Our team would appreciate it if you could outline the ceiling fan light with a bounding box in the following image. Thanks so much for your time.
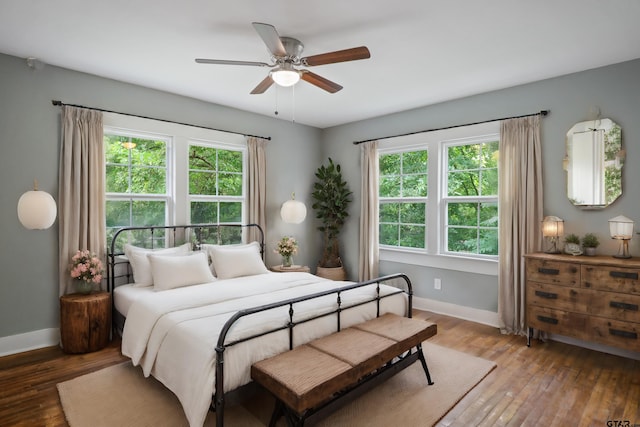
[271,68,300,87]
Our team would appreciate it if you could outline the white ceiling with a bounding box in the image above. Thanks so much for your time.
[2,0,640,128]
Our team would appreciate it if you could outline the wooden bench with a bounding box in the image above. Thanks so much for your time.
[251,313,437,427]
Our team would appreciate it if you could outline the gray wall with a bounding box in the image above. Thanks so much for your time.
[322,58,640,313]
[0,52,322,338]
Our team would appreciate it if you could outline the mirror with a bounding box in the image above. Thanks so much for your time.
[565,118,623,209]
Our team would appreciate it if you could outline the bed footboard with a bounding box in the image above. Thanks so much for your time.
[213,273,413,427]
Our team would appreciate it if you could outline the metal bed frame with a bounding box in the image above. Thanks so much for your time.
[107,223,413,427]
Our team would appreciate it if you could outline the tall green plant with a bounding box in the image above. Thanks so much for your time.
[311,158,352,268]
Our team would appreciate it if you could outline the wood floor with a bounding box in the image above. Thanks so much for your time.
[1,311,638,427]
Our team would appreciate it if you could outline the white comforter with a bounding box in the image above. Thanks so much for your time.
[121,271,408,427]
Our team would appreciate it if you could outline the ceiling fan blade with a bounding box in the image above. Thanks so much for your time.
[302,46,370,66]
[195,58,271,67]
[300,70,343,93]
[250,75,275,94]
[252,22,287,57]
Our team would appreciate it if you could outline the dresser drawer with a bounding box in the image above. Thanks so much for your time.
[526,258,579,286]
[588,291,640,323]
[588,316,640,352]
[527,305,588,339]
[526,281,590,313]
[582,265,640,295]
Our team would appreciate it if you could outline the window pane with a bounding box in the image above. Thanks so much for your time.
[479,202,498,225]
[132,201,165,227]
[218,150,243,173]
[402,151,428,174]
[220,202,242,222]
[400,203,425,224]
[130,139,166,166]
[479,229,498,255]
[191,201,218,224]
[380,203,399,223]
[106,201,131,228]
[189,146,216,170]
[131,166,165,194]
[379,153,400,175]
[481,168,498,196]
[402,175,427,197]
[380,223,399,246]
[190,171,216,195]
[448,227,477,253]
[106,165,129,193]
[448,171,480,196]
[379,175,400,197]
[448,144,479,170]
[448,202,478,226]
[399,225,425,248]
[481,141,499,168]
[218,172,242,196]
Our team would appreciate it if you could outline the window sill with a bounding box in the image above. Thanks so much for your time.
[380,248,498,276]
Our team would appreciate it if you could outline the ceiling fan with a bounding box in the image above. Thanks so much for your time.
[195,22,370,94]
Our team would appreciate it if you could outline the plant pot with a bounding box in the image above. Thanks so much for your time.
[316,265,347,281]
[584,247,597,256]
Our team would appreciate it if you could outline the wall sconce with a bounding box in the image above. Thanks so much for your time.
[609,215,634,259]
[17,180,57,230]
[542,216,564,254]
[280,193,306,224]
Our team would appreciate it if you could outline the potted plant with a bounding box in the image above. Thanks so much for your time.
[581,233,600,256]
[564,233,582,255]
[311,158,352,280]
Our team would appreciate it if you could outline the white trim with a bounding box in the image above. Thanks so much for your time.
[381,248,498,276]
[0,328,60,357]
[413,296,500,327]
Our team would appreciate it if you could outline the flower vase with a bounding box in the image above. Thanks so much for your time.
[282,254,293,268]
[75,280,93,294]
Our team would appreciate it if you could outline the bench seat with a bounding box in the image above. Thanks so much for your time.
[251,313,437,426]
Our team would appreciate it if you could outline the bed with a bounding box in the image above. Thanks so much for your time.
[108,224,413,427]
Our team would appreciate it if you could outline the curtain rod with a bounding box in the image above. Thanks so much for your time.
[51,100,271,141]
[353,110,549,145]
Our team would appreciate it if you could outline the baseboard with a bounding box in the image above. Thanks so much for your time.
[413,296,500,328]
[0,328,60,357]
[546,333,640,361]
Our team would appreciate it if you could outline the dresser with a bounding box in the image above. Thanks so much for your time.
[524,253,640,352]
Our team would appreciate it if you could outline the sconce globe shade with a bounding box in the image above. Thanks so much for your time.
[541,216,564,237]
[17,190,57,229]
[271,67,300,87]
[609,215,634,240]
[281,199,307,224]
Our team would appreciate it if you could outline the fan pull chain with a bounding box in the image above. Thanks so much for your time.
[274,85,279,116]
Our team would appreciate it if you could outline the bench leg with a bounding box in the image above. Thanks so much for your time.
[416,343,434,385]
[269,399,284,427]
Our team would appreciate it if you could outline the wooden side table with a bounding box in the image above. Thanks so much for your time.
[270,265,311,273]
[60,292,111,354]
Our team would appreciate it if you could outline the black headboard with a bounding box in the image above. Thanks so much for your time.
[107,223,264,293]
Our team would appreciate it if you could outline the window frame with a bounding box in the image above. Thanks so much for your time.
[377,121,500,275]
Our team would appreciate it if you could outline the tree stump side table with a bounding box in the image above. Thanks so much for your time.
[60,291,111,354]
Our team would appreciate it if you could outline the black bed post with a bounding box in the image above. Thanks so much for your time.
[215,345,226,426]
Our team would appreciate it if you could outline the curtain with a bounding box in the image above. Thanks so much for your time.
[358,140,379,281]
[246,136,268,244]
[498,116,543,334]
[58,106,105,296]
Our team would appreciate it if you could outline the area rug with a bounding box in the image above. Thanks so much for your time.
[57,342,496,427]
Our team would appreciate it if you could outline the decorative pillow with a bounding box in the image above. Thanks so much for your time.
[208,242,268,280]
[123,243,191,287]
[147,252,216,291]
[201,242,264,277]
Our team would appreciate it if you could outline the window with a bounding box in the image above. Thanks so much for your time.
[377,121,500,266]
[103,114,247,248]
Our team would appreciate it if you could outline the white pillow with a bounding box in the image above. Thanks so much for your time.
[208,242,268,280]
[148,252,216,291]
[201,242,264,277]
[124,243,191,286]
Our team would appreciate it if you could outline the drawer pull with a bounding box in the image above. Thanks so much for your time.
[535,290,558,299]
[609,329,638,340]
[538,268,559,275]
[609,301,639,311]
[609,271,638,280]
[537,315,559,325]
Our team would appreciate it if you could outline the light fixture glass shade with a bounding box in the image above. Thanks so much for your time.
[17,190,57,229]
[270,65,300,87]
[280,195,306,224]
[609,215,634,239]
[541,216,564,254]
